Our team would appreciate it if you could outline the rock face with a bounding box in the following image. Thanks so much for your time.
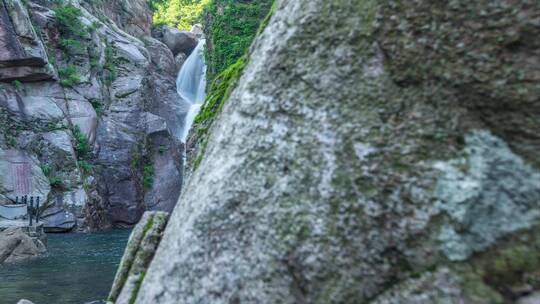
[0,0,185,229]
[0,0,55,82]
[136,1,540,303]
[108,211,168,304]
[0,226,46,263]
[152,26,198,56]
[0,148,50,200]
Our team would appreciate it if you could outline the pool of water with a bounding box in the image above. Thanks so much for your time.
[0,229,131,304]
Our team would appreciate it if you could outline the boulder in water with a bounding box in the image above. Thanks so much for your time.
[40,206,77,232]
[0,227,46,264]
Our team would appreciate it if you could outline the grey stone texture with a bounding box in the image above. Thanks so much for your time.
[136,0,540,303]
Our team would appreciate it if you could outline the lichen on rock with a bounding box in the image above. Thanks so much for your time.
[434,130,540,261]
[134,0,540,303]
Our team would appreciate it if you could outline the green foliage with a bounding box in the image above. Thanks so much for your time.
[192,138,207,169]
[59,38,83,51]
[54,4,87,38]
[88,21,101,32]
[147,0,167,11]
[203,0,273,81]
[12,80,23,90]
[49,176,63,187]
[90,57,99,68]
[143,164,155,190]
[58,65,80,87]
[152,0,209,30]
[47,121,65,131]
[40,163,51,176]
[72,126,90,159]
[103,44,117,85]
[194,0,273,125]
[90,99,104,115]
[40,163,63,187]
[195,56,246,124]
[78,160,93,174]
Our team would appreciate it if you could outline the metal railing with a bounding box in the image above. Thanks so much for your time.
[15,196,41,226]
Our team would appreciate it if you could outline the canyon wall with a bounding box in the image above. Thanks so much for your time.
[0,0,186,230]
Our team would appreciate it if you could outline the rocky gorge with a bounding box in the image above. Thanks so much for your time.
[0,0,201,234]
[1,0,540,303]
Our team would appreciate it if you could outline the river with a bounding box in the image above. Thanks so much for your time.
[0,229,131,304]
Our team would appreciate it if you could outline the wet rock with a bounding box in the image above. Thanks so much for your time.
[0,227,46,264]
[174,53,187,73]
[40,206,76,232]
[152,26,198,56]
[108,212,168,304]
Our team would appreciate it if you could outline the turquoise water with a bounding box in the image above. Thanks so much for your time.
[0,229,131,304]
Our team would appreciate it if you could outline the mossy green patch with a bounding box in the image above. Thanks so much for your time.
[194,56,247,125]
[466,228,540,301]
[58,65,80,87]
[186,1,275,171]
[129,271,146,304]
[143,164,155,190]
[203,0,274,82]
[72,125,90,159]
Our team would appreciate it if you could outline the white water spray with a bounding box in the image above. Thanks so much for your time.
[176,39,206,142]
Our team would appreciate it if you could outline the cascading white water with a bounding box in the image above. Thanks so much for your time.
[176,39,207,142]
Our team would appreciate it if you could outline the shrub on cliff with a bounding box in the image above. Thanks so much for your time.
[54,4,87,38]
[202,0,273,82]
[151,0,210,30]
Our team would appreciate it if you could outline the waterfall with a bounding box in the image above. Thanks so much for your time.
[176,39,207,142]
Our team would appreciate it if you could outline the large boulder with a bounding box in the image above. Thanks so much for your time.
[142,113,183,213]
[136,1,540,303]
[0,227,46,264]
[40,206,77,232]
[142,37,177,77]
[152,26,198,56]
